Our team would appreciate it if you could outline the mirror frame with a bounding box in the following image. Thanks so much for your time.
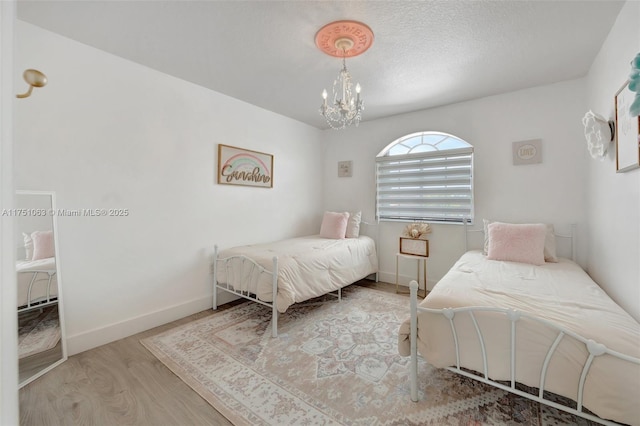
[16,190,67,388]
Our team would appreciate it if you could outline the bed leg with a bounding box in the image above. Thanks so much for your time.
[410,280,419,402]
[212,245,218,310]
[272,256,278,338]
[272,307,278,338]
[338,287,342,302]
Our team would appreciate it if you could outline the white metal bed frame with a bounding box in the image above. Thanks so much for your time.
[17,269,57,313]
[212,245,343,338]
[408,224,640,425]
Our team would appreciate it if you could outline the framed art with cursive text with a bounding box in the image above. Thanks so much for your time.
[217,144,273,188]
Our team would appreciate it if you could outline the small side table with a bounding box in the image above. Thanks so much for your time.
[395,253,427,298]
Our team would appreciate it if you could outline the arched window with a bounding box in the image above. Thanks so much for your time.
[376,131,474,223]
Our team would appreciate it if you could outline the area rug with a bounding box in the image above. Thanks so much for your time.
[18,305,61,359]
[141,286,596,425]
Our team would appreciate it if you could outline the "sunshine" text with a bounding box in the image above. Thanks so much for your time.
[221,166,271,184]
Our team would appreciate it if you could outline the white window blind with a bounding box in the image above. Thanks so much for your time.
[376,146,474,223]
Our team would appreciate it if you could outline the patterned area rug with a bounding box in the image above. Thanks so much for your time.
[142,285,597,425]
[18,305,61,359]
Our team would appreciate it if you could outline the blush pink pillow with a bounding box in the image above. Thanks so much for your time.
[319,211,349,239]
[486,222,546,266]
[31,230,55,260]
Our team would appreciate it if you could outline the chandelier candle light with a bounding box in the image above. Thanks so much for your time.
[315,20,374,130]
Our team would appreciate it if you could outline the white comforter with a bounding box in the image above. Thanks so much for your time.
[216,235,378,313]
[16,257,58,308]
[398,250,640,425]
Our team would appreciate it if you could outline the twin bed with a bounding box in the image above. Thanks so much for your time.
[399,222,640,426]
[212,211,378,337]
[212,216,639,425]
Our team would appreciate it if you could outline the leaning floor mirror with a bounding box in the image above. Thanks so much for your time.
[15,190,67,387]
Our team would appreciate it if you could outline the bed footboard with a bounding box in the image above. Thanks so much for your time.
[18,269,57,313]
[408,281,640,425]
[213,245,279,337]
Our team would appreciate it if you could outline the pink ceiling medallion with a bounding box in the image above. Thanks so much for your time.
[316,20,373,130]
[315,20,374,58]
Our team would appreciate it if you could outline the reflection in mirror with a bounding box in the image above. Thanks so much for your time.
[15,190,66,387]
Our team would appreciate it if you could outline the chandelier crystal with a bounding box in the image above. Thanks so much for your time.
[320,53,364,130]
[315,20,374,130]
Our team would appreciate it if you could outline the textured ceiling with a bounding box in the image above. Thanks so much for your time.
[17,0,624,129]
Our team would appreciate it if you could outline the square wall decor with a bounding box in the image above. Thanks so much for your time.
[512,139,542,165]
[338,161,353,177]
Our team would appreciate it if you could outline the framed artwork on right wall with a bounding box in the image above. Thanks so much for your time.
[614,80,640,173]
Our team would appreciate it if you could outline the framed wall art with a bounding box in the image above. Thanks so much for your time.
[614,80,640,173]
[217,144,273,188]
[512,139,542,165]
[338,160,352,177]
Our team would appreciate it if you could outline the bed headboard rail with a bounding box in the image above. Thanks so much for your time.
[360,219,378,239]
[554,224,576,262]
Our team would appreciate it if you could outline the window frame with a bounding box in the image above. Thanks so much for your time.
[375,132,474,225]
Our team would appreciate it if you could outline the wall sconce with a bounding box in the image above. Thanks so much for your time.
[16,69,47,99]
[581,110,614,160]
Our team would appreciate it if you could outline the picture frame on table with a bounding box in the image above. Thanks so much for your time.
[399,237,429,257]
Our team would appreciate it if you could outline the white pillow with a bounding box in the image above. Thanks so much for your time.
[23,232,34,260]
[483,219,491,254]
[543,225,558,262]
[319,211,349,239]
[345,211,362,238]
[483,219,557,262]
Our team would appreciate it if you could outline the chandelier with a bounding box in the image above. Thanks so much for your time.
[315,21,374,130]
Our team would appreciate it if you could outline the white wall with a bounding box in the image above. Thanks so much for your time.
[1,1,19,424]
[14,21,324,354]
[585,1,640,321]
[323,79,589,289]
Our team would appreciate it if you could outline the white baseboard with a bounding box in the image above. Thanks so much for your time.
[66,273,432,356]
[66,290,239,356]
[377,270,437,291]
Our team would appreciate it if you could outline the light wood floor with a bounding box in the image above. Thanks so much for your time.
[19,280,409,425]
